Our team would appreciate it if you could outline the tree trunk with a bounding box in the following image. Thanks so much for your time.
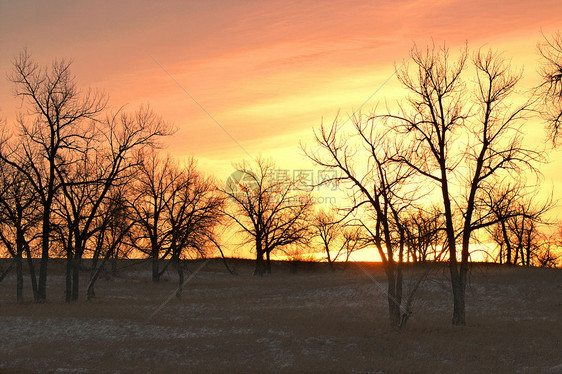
[500,221,512,264]
[385,266,401,327]
[215,244,235,275]
[65,247,72,303]
[441,170,466,326]
[24,242,38,301]
[514,244,520,265]
[176,259,184,298]
[450,265,466,325]
[266,251,272,274]
[152,247,160,282]
[87,246,113,300]
[71,257,81,301]
[525,229,532,266]
[16,245,23,303]
[325,244,334,271]
[254,250,265,276]
[71,235,84,301]
[37,214,50,302]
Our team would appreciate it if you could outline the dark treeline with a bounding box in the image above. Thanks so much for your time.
[0,51,224,303]
[1,32,561,328]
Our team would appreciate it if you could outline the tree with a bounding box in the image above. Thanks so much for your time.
[128,152,224,284]
[163,158,225,296]
[382,45,541,325]
[0,160,41,302]
[312,209,368,266]
[222,158,314,275]
[128,151,180,282]
[0,51,169,302]
[402,206,444,263]
[306,114,418,327]
[52,106,168,301]
[86,186,135,300]
[1,50,106,302]
[483,184,551,266]
[537,31,562,143]
[482,184,521,264]
[312,208,341,268]
[340,224,368,263]
[534,226,561,268]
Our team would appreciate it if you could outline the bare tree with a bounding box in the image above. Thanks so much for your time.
[534,227,561,268]
[312,208,341,268]
[163,159,225,296]
[340,224,369,263]
[402,206,444,263]
[0,50,106,302]
[0,160,41,302]
[483,184,552,266]
[0,51,169,302]
[128,151,178,282]
[52,106,168,301]
[482,184,521,264]
[312,209,368,266]
[382,45,542,325]
[305,113,418,327]
[537,31,562,143]
[86,187,135,300]
[222,158,314,275]
[128,152,224,285]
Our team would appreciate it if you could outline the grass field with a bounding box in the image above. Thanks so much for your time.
[0,259,560,373]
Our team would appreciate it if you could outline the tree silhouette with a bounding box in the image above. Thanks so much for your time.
[306,113,418,327]
[381,45,542,325]
[1,50,106,302]
[537,31,562,143]
[222,158,314,275]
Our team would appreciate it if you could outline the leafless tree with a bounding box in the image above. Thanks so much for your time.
[0,159,41,302]
[312,208,341,268]
[128,152,225,285]
[305,113,419,327]
[534,227,561,268]
[312,209,368,266]
[483,184,552,266]
[128,151,179,282]
[163,158,226,296]
[537,31,562,143]
[222,158,314,275]
[0,50,107,302]
[86,186,135,300]
[402,206,444,263]
[381,45,542,325]
[52,106,168,301]
[340,224,369,263]
[0,51,169,302]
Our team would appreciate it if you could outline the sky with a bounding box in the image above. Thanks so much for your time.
[1,1,561,259]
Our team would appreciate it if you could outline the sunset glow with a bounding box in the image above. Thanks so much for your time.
[1,1,561,260]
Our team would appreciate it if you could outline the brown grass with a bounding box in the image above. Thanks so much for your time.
[0,259,560,373]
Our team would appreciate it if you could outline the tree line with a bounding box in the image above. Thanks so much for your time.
[1,32,561,328]
[0,51,224,303]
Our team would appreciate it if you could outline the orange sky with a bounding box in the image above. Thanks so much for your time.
[1,1,562,259]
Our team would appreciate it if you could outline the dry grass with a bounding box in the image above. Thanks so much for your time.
[0,259,560,373]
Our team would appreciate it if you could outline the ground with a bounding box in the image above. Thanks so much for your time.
[0,259,561,373]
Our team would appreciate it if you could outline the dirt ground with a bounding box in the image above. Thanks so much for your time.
[0,259,560,373]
